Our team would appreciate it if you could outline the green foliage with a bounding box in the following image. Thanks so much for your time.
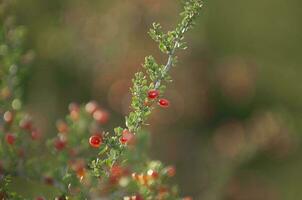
[0,0,203,199]
[89,0,203,182]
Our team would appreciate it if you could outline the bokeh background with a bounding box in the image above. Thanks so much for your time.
[8,0,302,199]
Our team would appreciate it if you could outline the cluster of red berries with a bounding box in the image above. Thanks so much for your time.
[3,111,42,147]
[88,129,135,148]
[147,90,169,108]
[53,101,110,151]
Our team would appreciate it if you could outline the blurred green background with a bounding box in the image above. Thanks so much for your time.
[8,0,302,199]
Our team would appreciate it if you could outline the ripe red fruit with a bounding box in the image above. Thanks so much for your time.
[158,98,170,108]
[54,138,66,151]
[35,197,45,200]
[148,90,159,99]
[147,169,159,179]
[5,134,15,145]
[89,135,102,148]
[120,129,135,145]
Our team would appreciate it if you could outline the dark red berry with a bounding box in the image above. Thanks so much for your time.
[35,197,45,200]
[147,169,159,179]
[89,135,102,148]
[54,138,66,151]
[158,98,170,108]
[5,134,15,145]
[148,90,159,99]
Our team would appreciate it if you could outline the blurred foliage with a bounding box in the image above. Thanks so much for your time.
[1,0,302,199]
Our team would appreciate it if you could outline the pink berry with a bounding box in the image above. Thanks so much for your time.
[85,101,98,114]
[148,90,159,99]
[89,135,102,148]
[158,98,170,108]
[31,130,41,140]
[93,109,109,124]
[3,111,13,123]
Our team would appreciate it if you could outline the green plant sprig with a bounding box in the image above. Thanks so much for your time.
[90,0,203,178]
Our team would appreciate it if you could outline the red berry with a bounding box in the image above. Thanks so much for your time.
[148,90,159,99]
[158,98,170,108]
[147,169,159,178]
[35,197,45,200]
[54,138,66,151]
[89,135,102,148]
[120,129,135,145]
[5,134,15,145]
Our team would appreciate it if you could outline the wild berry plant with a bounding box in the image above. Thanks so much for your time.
[0,0,203,199]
